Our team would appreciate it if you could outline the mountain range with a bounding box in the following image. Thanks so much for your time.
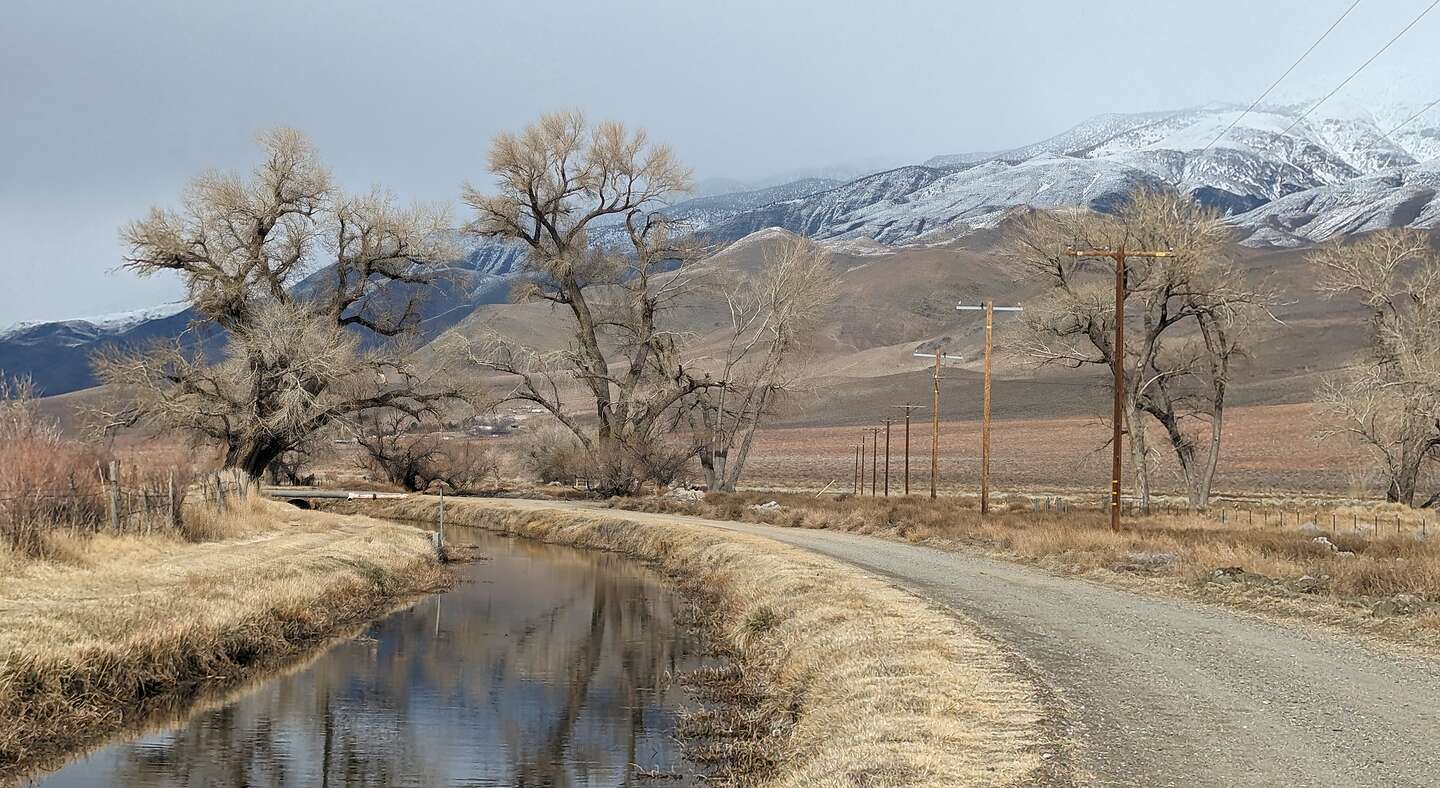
[9,99,1439,397]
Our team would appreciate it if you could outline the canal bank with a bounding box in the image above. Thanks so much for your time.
[31,526,710,786]
[367,496,1051,787]
[0,497,448,781]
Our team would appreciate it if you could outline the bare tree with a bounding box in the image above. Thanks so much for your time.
[456,112,715,494]
[687,235,837,492]
[93,128,471,479]
[1313,229,1440,505]
[1005,188,1273,509]
[356,410,497,492]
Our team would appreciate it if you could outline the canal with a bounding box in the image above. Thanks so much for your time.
[31,525,710,786]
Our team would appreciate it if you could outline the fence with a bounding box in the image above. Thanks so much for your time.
[0,463,247,550]
[1024,494,1432,540]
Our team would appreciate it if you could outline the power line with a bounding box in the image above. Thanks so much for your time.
[1197,0,1364,158]
[1281,0,1440,137]
[1383,95,1440,139]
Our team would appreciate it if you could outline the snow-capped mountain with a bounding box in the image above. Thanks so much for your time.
[0,302,189,344]
[1233,158,1440,246]
[704,158,1166,245]
[694,101,1440,249]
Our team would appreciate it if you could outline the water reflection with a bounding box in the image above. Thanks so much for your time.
[34,527,708,787]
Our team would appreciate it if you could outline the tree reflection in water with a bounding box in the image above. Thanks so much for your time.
[33,527,708,787]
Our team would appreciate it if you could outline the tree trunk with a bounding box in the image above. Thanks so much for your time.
[1128,404,1151,514]
[228,441,287,482]
[1194,409,1224,509]
[1389,452,1422,506]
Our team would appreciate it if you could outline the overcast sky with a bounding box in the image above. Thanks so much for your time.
[2,0,1436,324]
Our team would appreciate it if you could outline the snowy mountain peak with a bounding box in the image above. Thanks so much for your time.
[0,302,189,343]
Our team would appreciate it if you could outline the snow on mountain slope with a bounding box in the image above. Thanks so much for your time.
[927,102,1435,207]
[0,301,189,343]
[706,156,1165,245]
[1232,159,1440,246]
[757,101,1440,249]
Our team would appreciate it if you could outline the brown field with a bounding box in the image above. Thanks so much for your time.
[741,402,1374,501]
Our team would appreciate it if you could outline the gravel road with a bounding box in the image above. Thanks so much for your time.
[488,499,1440,787]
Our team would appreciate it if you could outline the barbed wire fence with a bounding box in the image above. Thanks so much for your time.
[0,462,247,553]
[1025,494,1431,540]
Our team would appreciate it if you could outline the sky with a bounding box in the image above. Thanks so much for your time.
[2,0,1437,324]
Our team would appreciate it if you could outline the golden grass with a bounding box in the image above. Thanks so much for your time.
[615,493,1440,631]
[0,496,448,778]
[369,496,1046,787]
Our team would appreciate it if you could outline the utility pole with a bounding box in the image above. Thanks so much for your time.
[1063,245,1172,530]
[864,427,882,496]
[882,417,894,496]
[852,435,864,495]
[913,350,964,498]
[892,404,925,495]
[957,301,1023,515]
[852,443,861,494]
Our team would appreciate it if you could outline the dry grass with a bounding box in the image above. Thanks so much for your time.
[369,496,1046,787]
[0,496,448,779]
[614,493,1440,636]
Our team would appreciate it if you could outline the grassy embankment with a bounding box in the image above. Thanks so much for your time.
[367,496,1049,787]
[0,496,448,779]
[614,492,1440,641]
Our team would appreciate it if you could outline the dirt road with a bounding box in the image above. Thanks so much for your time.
[483,498,1440,787]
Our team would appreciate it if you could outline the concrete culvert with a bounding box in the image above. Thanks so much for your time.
[286,499,313,510]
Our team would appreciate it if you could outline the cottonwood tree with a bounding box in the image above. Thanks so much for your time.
[356,410,498,492]
[1313,229,1440,506]
[686,235,837,492]
[1005,189,1272,509]
[94,128,470,479]
[457,112,716,494]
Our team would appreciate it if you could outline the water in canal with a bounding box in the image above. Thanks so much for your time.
[31,526,710,786]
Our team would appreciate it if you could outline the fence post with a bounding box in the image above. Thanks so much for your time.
[214,473,228,513]
[167,470,179,529]
[107,461,121,531]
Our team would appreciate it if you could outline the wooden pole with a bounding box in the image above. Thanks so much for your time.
[904,409,911,495]
[883,417,892,497]
[852,435,864,495]
[931,350,941,498]
[107,461,121,532]
[1064,246,1172,530]
[870,428,879,496]
[981,300,994,515]
[214,473,227,513]
[863,427,881,496]
[1111,251,1125,531]
[892,404,924,496]
[167,470,178,529]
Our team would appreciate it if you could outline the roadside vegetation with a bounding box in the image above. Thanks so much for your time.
[365,496,1049,787]
[611,492,1440,641]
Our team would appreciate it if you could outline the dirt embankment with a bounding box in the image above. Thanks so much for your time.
[369,495,1051,787]
[0,497,449,780]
